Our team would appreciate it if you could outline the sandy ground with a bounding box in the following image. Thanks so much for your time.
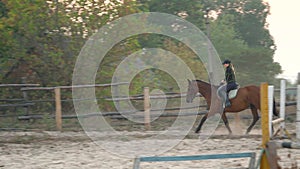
[0,125,300,169]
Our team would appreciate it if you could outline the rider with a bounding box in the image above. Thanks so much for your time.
[218,59,238,108]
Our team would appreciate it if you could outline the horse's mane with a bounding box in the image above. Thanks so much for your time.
[195,79,219,88]
[195,79,209,84]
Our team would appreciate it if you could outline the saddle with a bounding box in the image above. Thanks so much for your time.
[217,84,240,100]
[228,88,239,99]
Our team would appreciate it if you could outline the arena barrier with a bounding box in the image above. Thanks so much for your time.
[259,83,300,169]
[267,80,298,139]
[268,84,291,139]
[132,152,256,169]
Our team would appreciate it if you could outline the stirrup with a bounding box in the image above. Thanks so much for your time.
[223,99,231,108]
[225,101,231,108]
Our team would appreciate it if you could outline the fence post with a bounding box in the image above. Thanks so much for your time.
[260,83,270,169]
[297,85,300,140]
[55,87,62,131]
[268,85,274,138]
[144,87,151,130]
[22,89,29,116]
[21,77,29,116]
[280,80,286,130]
[133,157,141,169]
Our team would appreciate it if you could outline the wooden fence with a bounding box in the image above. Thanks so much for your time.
[0,82,207,131]
[0,82,298,131]
[0,84,40,117]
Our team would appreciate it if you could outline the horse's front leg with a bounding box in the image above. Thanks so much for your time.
[221,112,232,134]
[195,113,208,133]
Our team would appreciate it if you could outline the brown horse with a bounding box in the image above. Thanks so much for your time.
[186,79,278,134]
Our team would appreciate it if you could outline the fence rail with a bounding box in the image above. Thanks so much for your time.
[0,83,298,131]
[20,82,129,91]
[1,82,206,130]
[0,84,40,87]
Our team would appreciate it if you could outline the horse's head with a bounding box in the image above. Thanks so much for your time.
[186,79,198,103]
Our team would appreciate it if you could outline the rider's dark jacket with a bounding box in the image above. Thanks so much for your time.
[224,65,238,92]
[225,66,236,83]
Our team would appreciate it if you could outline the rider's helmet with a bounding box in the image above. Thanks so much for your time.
[222,59,231,65]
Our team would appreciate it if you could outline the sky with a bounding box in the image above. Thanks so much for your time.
[266,0,300,83]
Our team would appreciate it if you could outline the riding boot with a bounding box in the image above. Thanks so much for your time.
[225,95,231,108]
[220,91,231,108]
[219,91,225,108]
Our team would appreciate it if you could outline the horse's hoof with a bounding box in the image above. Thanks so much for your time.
[195,129,200,133]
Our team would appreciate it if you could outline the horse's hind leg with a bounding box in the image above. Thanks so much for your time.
[221,112,232,134]
[195,113,208,133]
[246,104,259,134]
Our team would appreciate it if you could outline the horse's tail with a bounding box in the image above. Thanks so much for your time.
[273,98,279,117]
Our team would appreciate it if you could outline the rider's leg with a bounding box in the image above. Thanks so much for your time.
[224,83,238,107]
[224,94,231,107]
[218,85,230,108]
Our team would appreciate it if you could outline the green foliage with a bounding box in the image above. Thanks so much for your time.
[137,0,281,86]
[0,0,281,87]
[210,14,247,60]
[139,0,205,29]
[0,0,71,85]
[0,0,283,125]
[234,47,281,85]
[209,13,281,86]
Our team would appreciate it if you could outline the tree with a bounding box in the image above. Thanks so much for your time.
[206,0,280,85]
[0,0,72,85]
[0,0,282,90]
[137,0,281,85]
[0,0,141,86]
[138,0,205,29]
[209,13,281,85]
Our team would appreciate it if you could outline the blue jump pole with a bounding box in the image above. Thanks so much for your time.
[133,152,256,169]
